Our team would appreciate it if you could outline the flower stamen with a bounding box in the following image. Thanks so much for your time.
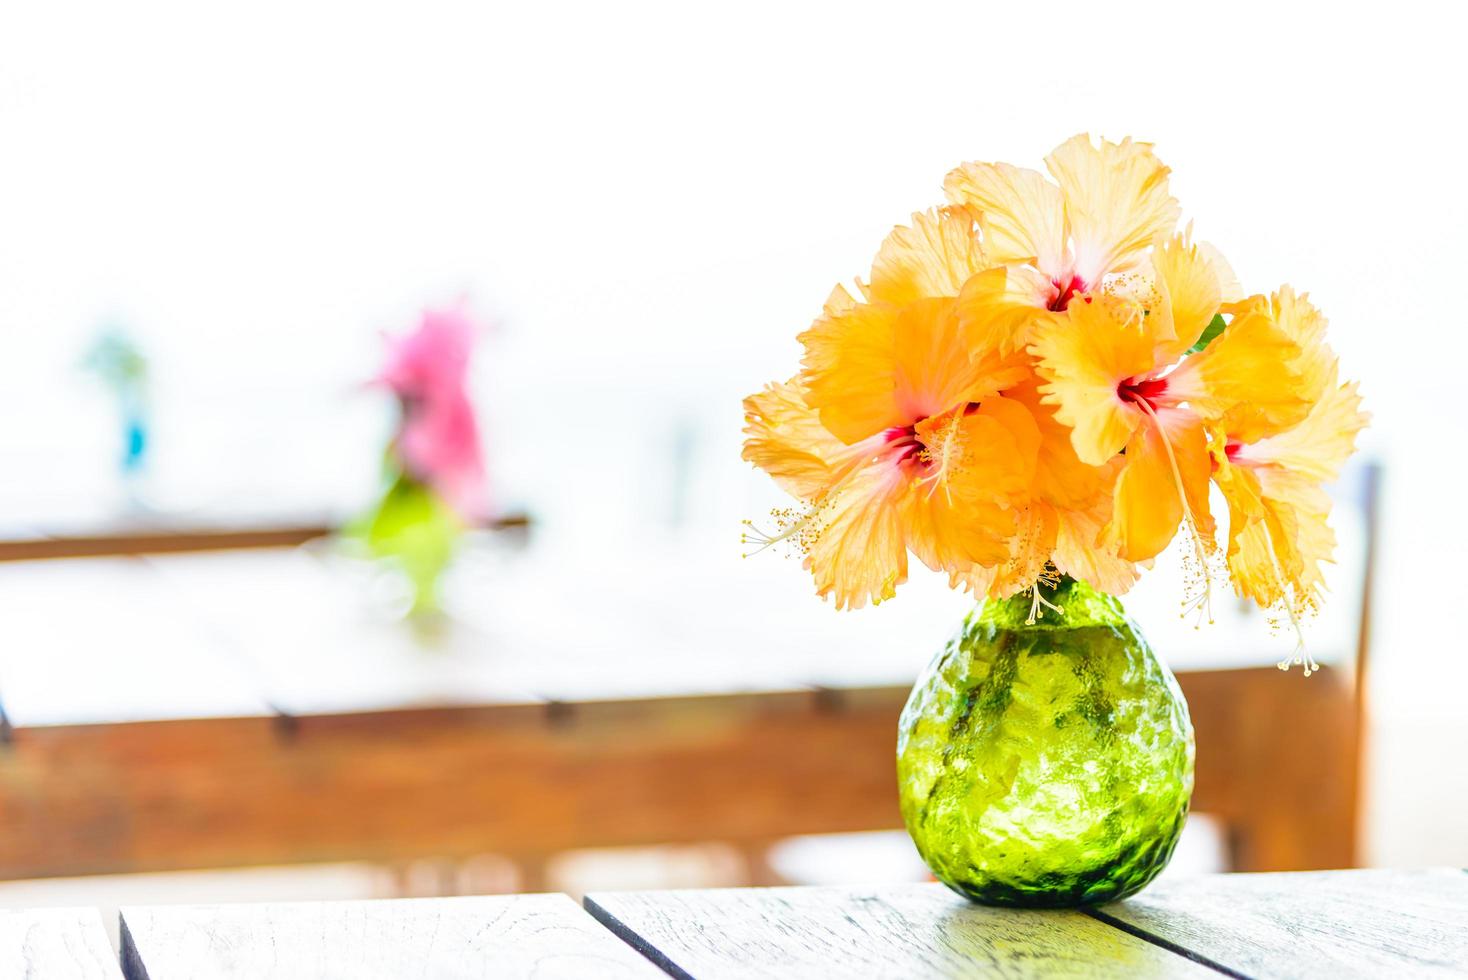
[740,507,817,558]
[1265,539,1316,676]
[1130,396,1215,626]
[1023,563,1065,625]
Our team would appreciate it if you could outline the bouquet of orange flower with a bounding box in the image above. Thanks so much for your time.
[742,135,1366,670]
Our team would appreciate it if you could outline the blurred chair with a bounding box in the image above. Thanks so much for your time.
[1178,461,1379,871]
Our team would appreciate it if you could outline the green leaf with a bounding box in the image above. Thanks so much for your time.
[1187,313,1227,354]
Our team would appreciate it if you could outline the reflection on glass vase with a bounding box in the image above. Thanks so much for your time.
[897,576,1194,908]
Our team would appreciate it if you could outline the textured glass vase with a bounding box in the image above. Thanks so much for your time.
[896,576,1194,907]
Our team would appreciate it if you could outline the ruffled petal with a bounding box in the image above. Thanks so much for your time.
[943,161,1067,276]
[1162,303,1311,439]
[1257,468,1336,607]
[804,450,911,609]
[865,206,986,306]
[1198,241,1243,303]
[1216,460,1335,618]
[1045,134,1179,284]
[1239,375,1366,483]
[956,265,1060,357]
[1031,294,1160,464]
[900,482,1014,575]
[910,395,1039,502]
[802,295,1033,446]
[1151,234,1224,362]
[1053,490,1140,596]
[902,395,1042,579]
[947,503,1061,601]
[1265,286,1333,401]
[799,300,903,443]
[893,298,1032,422]
[741,379,860,500]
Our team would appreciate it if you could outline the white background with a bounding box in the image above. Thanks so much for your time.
[1,0,1464,867]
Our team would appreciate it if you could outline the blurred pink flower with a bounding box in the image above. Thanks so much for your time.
[377,307,488,521]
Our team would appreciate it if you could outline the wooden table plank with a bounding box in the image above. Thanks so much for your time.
[0,907,121,979]
[1095,869,1468,979]
[585,882,1216,979]
[119,894,659,980]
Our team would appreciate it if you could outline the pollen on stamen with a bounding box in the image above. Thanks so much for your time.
[1263,541,1320,676]
[740,506,820,559]
[1177,519,1222,629]
[1269,594,1321,676]
[1101,272,1160,314]
[1023,563,1065,626]
[916,415,969,504]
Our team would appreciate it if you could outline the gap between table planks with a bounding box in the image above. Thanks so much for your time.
[585,882,1221,979]
[1091,868,1468,980]
[11,872,1468,979]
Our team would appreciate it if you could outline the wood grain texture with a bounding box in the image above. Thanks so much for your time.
[119,894,659,980]
[0,671,1362,882]
[585,882,1216,979]
[1178,668,1363,871]
[1095,869,1468,979]
[0,907,121,979]
[0,543,1367,880]
[0,688,905,879]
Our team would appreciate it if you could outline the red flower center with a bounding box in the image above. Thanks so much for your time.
[1048,275,1086,312]
[1118,376,1169,410]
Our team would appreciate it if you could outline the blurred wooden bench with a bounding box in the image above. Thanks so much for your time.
[0,471,1375,881]
[0,512,529,563]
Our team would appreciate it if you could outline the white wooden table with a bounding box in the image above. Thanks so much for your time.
[9,871,1466,979]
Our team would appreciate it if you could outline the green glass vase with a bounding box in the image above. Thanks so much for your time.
[896,576,1194,907]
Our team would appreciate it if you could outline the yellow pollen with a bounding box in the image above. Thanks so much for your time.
[917,414,965,505]
[1023,563,1065,625]
[1265,539,1317,676]
[740,507,819,558]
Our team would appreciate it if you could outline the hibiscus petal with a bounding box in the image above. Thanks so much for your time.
[1053,496,1140,596]
[943,161,1067,276]
[1031,294,1160,464]
[892,298,1034,423]
[956,265,1060,356]
[1240,376,1367,483]
[1163,305,1311,440]
[1045,134,1179,285]
[799,300,904,443]
[900,483,1014,575]
[865,206,986,306]
[1218,462,1335,618]
[805,452,910,610]
[1151,234,1224,361]
[742,379,858,500]
[1104,408,1210,562]
[1004,373,1107,510]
